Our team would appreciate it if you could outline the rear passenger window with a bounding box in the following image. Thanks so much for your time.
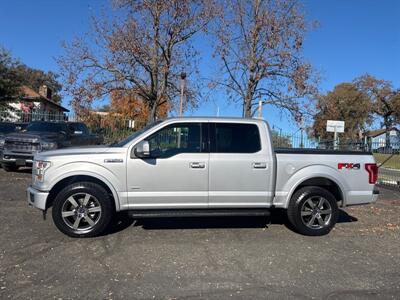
[212,123,261,153]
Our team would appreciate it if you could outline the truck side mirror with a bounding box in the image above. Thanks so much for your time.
[132,140,150,158]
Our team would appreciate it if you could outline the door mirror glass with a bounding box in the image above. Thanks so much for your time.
[133,140,150,158]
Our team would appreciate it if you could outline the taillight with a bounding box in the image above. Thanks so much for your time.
[365,163,378,184]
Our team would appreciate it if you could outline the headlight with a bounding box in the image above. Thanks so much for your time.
[40,141,57,150]
[33,160,51,183]
[0,138,5,149]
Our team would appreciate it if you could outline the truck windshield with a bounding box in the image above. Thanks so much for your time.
[26,122,67,133]
[111,121,163,147]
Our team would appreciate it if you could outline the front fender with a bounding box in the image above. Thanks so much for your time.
[274,165,349,208]
[43,162,125,211]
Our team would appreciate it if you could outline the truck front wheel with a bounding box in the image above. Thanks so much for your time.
[287,186,339,236]
[52,182,113,238]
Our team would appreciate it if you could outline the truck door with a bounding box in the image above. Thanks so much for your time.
[127,122,209,208]
[208,122,274,207]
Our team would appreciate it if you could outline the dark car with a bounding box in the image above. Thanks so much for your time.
[0,121,103,171]
[0,122,26,137]
[67,122,103,146]
[0,122,27,166]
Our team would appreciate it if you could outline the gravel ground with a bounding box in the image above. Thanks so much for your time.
[0,168,399,299]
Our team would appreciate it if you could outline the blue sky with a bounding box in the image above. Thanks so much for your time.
[0,0,399,133]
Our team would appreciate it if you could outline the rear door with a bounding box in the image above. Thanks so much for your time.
[208,122,274,207]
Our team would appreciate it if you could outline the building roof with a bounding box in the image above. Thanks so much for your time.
[365,128,399,138]
[20,86,69,112]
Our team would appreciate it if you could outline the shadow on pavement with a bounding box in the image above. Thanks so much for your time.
[102,212,135,236]
[127,208,357,231]
[338,209,358,223]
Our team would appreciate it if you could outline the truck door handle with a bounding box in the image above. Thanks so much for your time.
[190,162,206,169]
[253,162,267,169]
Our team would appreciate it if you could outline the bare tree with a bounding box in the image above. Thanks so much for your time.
[58,0,216,123]
[213,0,317,118]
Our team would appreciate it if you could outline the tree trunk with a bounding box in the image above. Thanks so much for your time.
[243,97,252,118]
[384,116,391,149]
[147,101,158,124]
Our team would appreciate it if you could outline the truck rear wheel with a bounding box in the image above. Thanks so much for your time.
[287,186,338,236]
[52,182,113,238]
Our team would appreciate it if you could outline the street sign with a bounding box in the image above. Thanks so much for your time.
[326,120,345,133]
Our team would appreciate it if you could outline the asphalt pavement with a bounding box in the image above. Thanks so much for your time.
[0,169,399,299]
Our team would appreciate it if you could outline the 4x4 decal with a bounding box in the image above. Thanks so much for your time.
[338,163,361,170]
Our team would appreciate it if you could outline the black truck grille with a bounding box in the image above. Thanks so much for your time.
[4,141,40,152]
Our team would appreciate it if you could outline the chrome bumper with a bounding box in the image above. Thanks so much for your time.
[27,186,49,210]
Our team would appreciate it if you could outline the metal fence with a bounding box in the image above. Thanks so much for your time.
[272,130,400,188]
[0,110,146,144]
[1,110,399,187]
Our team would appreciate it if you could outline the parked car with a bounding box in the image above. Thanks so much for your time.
[1,121,103,171]
[0,122,26,137]
[27,117,379,237]
[67,122,103,146]
[0,122,27,166]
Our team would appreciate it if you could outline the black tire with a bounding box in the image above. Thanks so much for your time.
[287,186,339,236]
[2,164,19,172]
[52,182,114,238]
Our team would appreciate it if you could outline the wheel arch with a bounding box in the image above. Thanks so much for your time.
[46,174,120,211]
[277,165,348,208]
[291,177,344,207]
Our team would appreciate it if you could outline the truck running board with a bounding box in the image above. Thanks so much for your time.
[128,208,271,219]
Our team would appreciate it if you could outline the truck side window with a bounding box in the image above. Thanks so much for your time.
[147,123,202,158]
[212,123,261,153]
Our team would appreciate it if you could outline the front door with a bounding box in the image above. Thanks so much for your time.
[127,122,209,208]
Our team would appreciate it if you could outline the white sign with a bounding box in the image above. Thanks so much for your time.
[326,120,345,133]
[390,130,397,136]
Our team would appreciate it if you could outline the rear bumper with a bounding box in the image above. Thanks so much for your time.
[345,188,379,206]
[27,186,49,210]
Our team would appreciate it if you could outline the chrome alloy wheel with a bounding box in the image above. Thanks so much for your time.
[300,196,332,229]
[61,193,102,233]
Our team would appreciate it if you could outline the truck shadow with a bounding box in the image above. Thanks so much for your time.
[105,209,358,233]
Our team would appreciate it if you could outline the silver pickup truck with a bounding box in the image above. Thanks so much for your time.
[27,117,379,237]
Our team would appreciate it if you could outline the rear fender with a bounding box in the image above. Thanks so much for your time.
[274,165,348,208]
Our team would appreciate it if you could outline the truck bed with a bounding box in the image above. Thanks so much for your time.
[274,149,376,207]
[275,148,372,155]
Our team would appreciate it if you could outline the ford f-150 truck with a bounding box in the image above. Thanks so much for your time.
[26,117,379,237]
[1,121,103,171]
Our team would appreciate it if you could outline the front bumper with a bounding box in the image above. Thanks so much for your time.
[27,186,49,210]
[2,151,34,166]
